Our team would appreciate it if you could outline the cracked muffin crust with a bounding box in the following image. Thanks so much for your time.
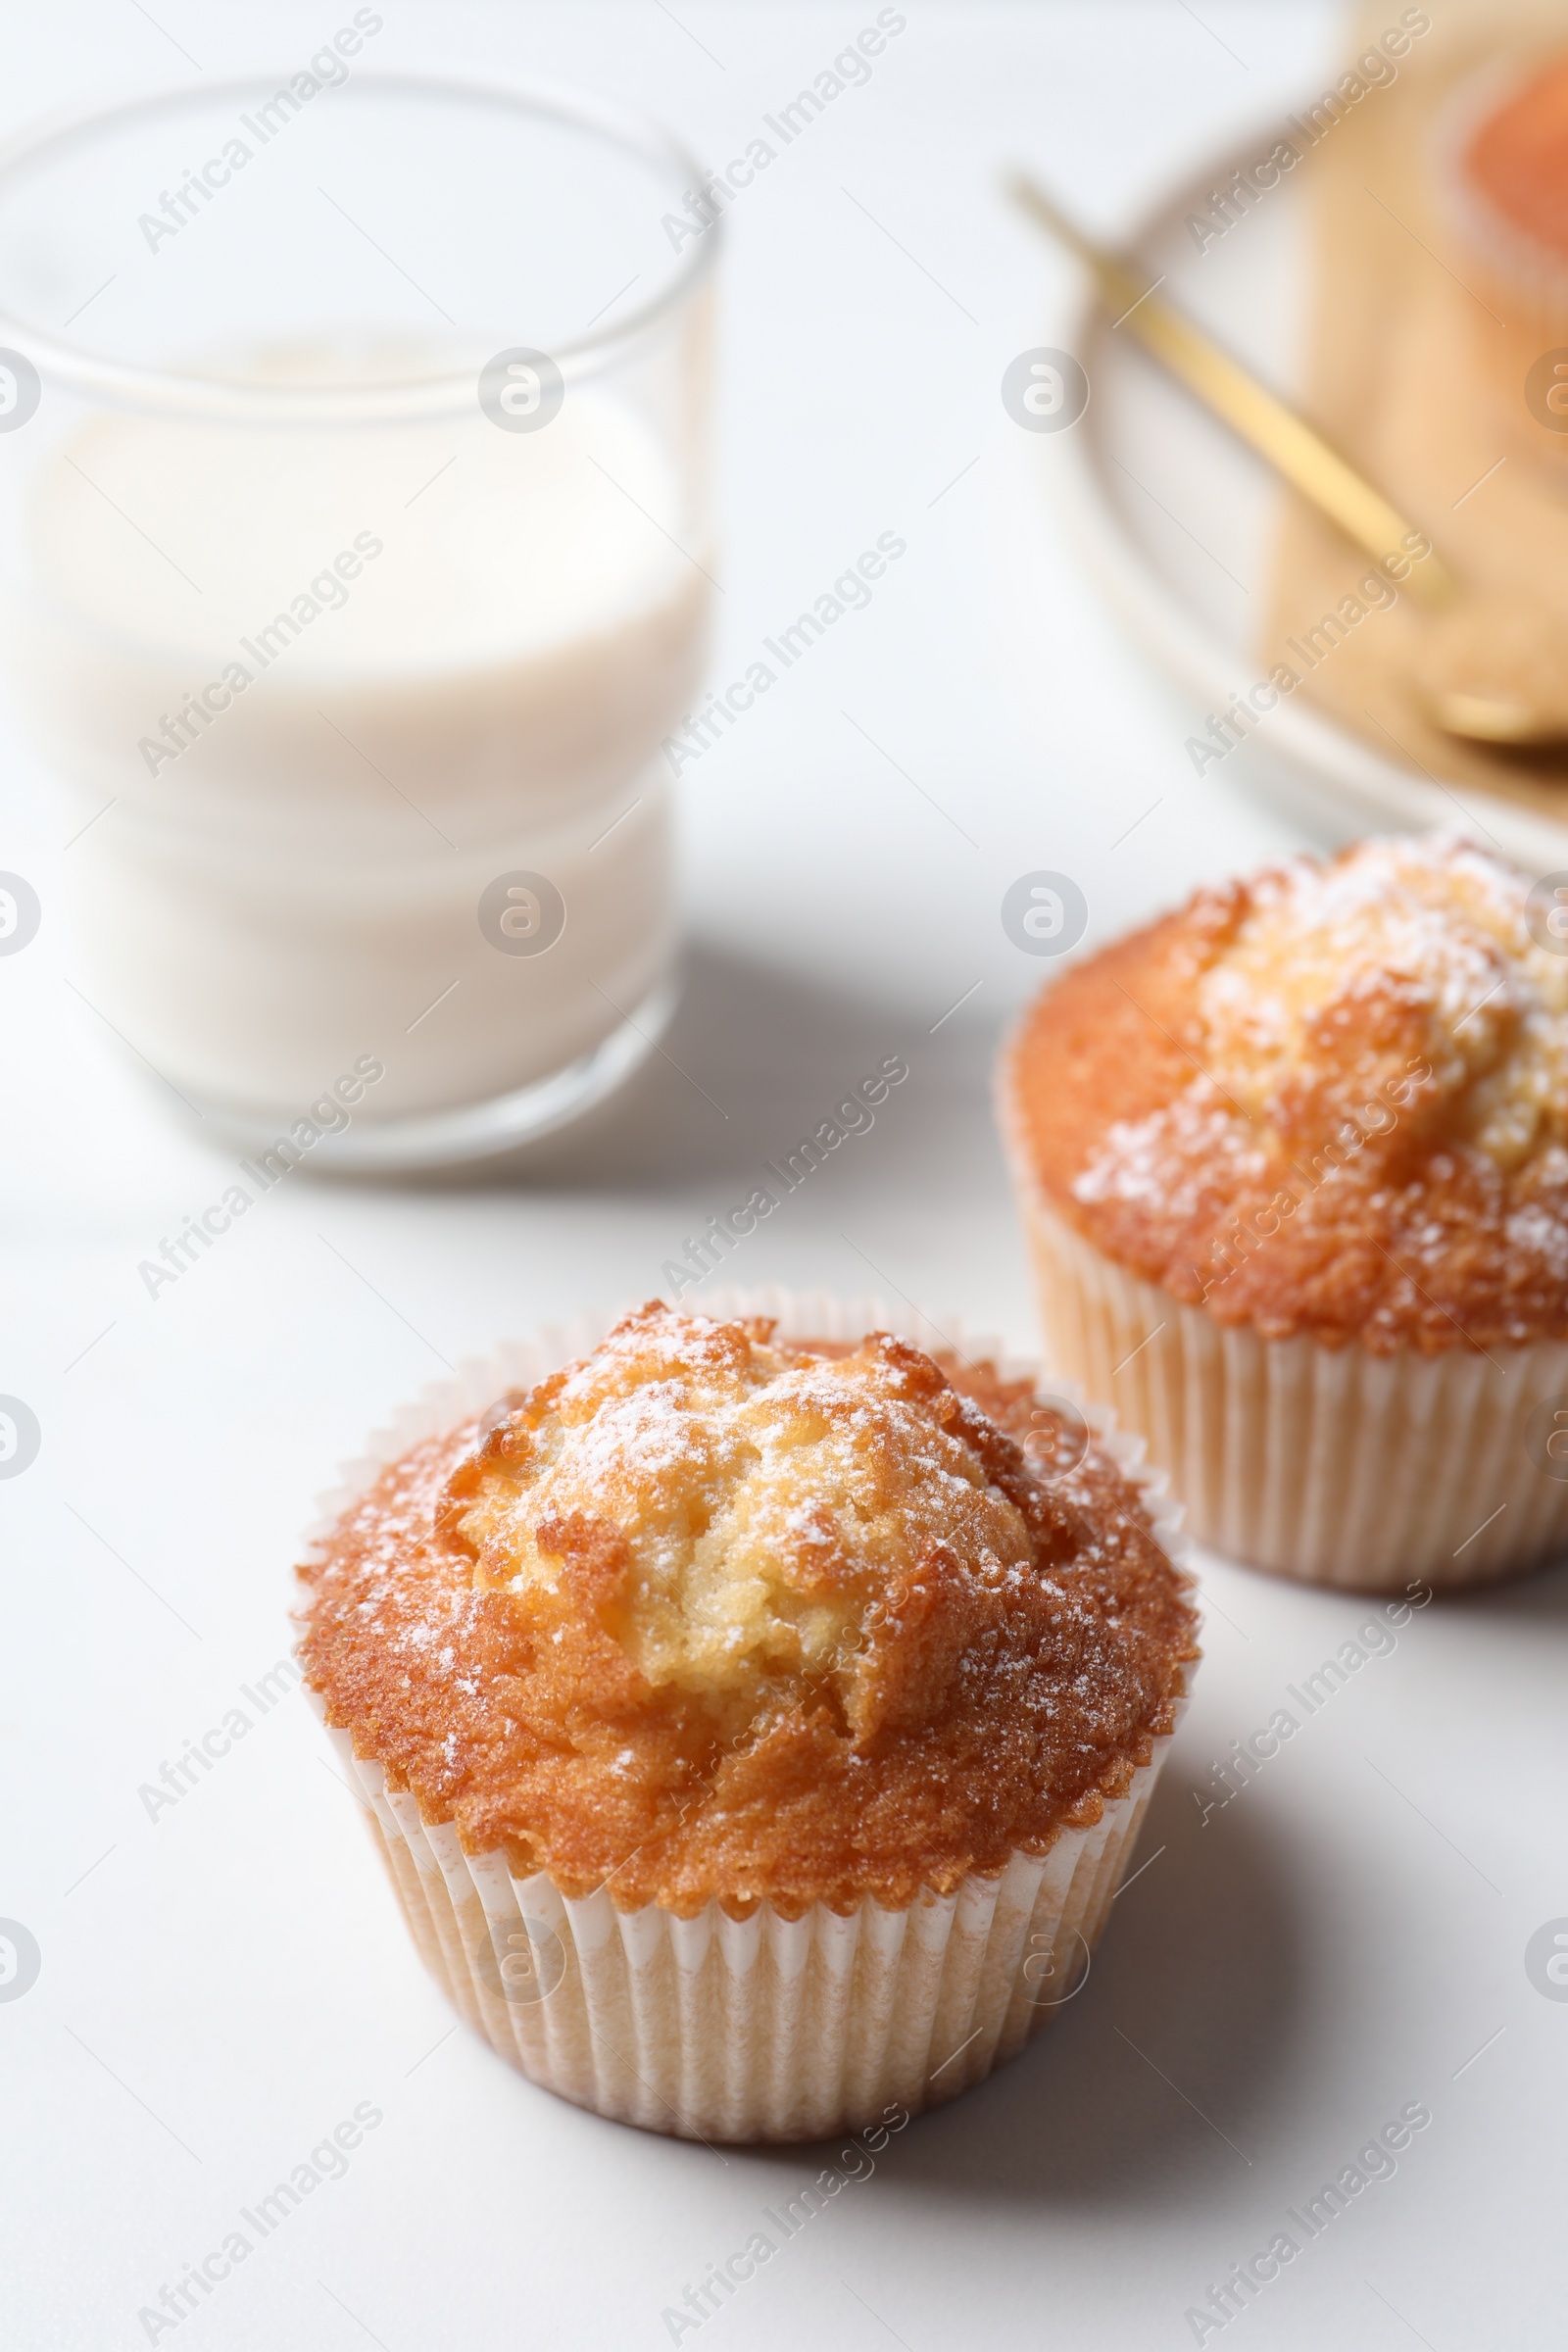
[1004,833,1568,1354]
[297,1304,1196,1918]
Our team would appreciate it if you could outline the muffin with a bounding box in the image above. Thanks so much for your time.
[1000,832,1568,1591]
[1436,53,1568,466]
[295,1290,1197,2143]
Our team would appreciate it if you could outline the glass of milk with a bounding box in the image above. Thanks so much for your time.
[0,62,717,1166]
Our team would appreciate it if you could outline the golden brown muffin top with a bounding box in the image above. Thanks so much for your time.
[1004,832,1568,1354]
[296,1305,1196,1917]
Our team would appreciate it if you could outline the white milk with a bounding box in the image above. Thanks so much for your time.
[17,364,708,1122]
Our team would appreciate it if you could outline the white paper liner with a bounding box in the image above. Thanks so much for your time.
[298,1284,1194,2143]
[1006,1169,1568,1592]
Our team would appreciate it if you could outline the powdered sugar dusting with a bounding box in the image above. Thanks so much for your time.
[1197,833,1568,1165]
[294,1308,1199,1915]
[1075,1084,1265,1214]
[1047,836,1568,1351]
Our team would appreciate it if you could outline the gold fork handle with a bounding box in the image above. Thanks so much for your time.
[1006,171,1456,609]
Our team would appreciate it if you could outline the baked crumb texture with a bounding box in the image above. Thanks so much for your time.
[297,1306,1196,1918]
[1007,832,1568,1354]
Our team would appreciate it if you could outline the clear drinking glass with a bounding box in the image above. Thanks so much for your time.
[0,62,717,1167]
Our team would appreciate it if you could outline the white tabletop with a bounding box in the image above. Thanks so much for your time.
[3,6,1561,2349]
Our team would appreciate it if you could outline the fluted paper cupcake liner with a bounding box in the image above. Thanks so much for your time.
[299,1284,1192,2142]
[1008,1175,1568,1592]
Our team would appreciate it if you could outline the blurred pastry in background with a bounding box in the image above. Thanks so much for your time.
[1439,50,1568,468]
[1000,831,1568,1593]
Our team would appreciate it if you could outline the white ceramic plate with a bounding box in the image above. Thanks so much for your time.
[1053,126,1568,871]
